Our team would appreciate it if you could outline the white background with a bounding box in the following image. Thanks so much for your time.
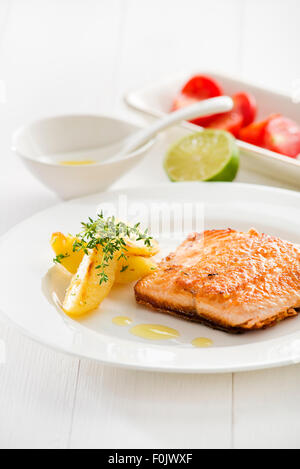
[0,0,300,449]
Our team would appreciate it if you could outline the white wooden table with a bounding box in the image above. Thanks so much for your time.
[0,0,300,449]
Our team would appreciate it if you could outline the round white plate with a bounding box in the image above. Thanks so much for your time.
[0,182,300,373]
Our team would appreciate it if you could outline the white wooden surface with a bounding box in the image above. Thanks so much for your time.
[0,0,300,449]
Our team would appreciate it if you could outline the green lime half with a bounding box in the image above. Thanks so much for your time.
[164,129,240,182]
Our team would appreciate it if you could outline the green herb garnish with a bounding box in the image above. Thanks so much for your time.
[53,253,70,264]
[72,213,153,284]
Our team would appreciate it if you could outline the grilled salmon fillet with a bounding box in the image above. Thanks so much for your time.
[135,229,300,333]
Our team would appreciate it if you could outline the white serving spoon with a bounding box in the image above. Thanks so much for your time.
[48,96,233,164]
[29,96,233,165]
[117,96,233,159]
[104,96,233,164]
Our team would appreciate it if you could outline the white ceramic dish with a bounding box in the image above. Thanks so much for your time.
[0,183,300,373]
[12,115,155,200]
[125,71,300,188]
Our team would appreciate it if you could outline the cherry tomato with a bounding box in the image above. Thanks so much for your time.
[171,94,197,112]
[233,92,257,126]
[205,92,256,136]
[207,111,244,137]
[172,78,256,135]
[239,114,281,146]
[171,94,214,126]
[171,75,223,126]
[264,116,300,158]
[181,75,223,100]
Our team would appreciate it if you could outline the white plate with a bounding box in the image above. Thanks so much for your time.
[0,183,300,373]
[125,71,300,188]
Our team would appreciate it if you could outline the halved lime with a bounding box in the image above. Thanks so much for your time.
[164,129,240,182]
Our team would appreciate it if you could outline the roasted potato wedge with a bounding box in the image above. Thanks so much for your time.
[51,232,159,275]
[124,237,160,257]
[51,232,84,274]
[116,256,157,284]
[63,248,117,317]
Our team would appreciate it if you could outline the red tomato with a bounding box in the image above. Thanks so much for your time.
[264,116,300,158]
[171,78,256,134]
[172,94,215,126]
[171,94,198,112]
[239,114,281,146]
[233,92,257,126]
[207,111,244,137]
[181,75,223,100]
[204,92,256,136]
[171,75,223,126]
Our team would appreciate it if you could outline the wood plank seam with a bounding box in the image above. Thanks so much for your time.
[0,0,12,56]
[112,0,129,111]
[67,360,82,449]
[237,0,246,76]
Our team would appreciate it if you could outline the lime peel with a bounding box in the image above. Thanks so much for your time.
[164,129,240,182]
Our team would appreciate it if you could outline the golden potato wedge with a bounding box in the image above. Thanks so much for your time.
[51,232,84,274]
[63,248,117,317]
[51,232,159,273]
[116,256,157,284]
[124,237,160,257]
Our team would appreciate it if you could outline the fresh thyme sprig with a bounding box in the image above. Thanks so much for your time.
[72,213,153,284]
[53,253,70,264]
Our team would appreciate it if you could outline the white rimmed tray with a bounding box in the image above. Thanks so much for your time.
[125,71,300,189]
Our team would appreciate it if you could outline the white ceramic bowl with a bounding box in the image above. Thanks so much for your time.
[12,115,155,199]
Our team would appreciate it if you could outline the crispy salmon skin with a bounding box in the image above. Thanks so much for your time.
[134,229,300,333]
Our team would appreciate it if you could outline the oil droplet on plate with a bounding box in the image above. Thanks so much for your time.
[112,316,133,327]
[60,160,96,166]
[130,324,180,341]
[192,337,213,348]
